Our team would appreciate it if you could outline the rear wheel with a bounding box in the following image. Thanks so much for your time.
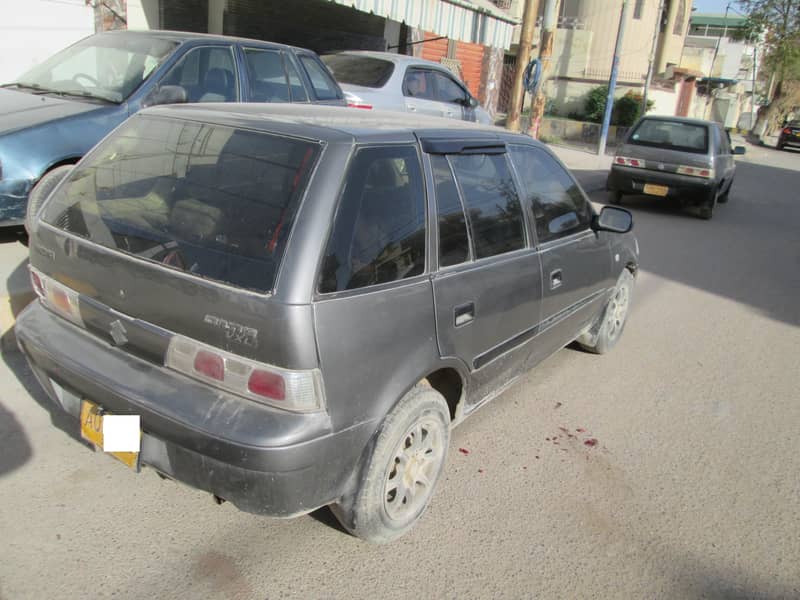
[609,190,623,205]
[717,178,732,204]
[697,187,717,220]
[333,384,450,543]
[25,164,74,233]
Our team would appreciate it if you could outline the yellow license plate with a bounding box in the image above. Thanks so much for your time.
[80,400,140,470]
[643,183,669,197]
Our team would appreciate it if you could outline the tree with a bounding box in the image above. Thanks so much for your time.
[737,0,800,134]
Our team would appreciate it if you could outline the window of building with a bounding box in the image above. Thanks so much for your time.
[673,0,687,35]
[633,0,644,20]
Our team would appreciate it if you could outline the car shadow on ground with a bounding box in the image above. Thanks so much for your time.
[571,160,800,328]
[0,398,33,477]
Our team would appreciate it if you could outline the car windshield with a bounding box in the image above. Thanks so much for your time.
[9,33,177,103]
[42,115,321,293]
[628,119,709,154]
[321,54,394,88]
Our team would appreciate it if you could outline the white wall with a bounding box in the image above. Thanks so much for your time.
[127,0,160,30]
[647,88,678,116]
[0,0,95,84]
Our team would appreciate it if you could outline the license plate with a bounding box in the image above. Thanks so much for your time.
[80,400,140,470]
[643,183,669,197]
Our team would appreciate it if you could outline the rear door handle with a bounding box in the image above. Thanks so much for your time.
[550,269,563,290]
[454,302,475,327]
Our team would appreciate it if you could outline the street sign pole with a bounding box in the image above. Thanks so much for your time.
[598,0,629,156]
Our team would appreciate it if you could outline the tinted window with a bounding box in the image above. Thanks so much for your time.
[403,69,435,100]
[319,146,426,293]
[160,46,238,102]
[243,48,289,102]
[431,155,470,267]
[431,71,467,104]
[509,145,592,243]
[299,55,341,100]
[629,119,709,153]
[321,54,395,88]
[448,154,525,259]
[43,116,320,293]
[284,56,308,101]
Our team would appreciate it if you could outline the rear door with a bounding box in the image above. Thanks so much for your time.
[402,68,445,118]
[508,145,612,357]
[425,141,543,405]
[427,69,473,121]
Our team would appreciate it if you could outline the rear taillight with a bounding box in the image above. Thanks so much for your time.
[347,102,373,109]
[783,127,792,134]
[29,266,84,326]
[677,165,714,178]
[165,335,324,412]
[614,156,644,168]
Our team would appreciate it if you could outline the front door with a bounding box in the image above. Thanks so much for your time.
[508,145,613,358]
[426,149,543,406]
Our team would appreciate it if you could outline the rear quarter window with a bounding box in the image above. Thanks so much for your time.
[42,115,320,293]
[321,55,394,88]
[629,119,709,154]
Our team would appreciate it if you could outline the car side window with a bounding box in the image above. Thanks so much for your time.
[430,71,467,105]
[509,145,592,244]
[298,54,340,100]
[448,153,526,259]
[431,155,470,267]
[243,48,289,102]
[722,129,732,155]
[284,55,309,102]
[319,146,426,293]
[403,69,435,100]
[160,46,238,103]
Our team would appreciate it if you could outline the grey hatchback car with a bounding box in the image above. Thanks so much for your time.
[18,104,638,542]
[607,116,745,219]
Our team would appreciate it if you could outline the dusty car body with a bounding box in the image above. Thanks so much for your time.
[607,115,745,219]
[18,104,637,542]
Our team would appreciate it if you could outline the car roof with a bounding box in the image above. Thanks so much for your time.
[637,115,718,128]
[99,29,309,53]
[324,50,452,70]
[143,103,525,145]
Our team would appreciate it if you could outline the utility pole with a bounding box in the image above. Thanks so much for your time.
[598,0,629,156]
[506,0,540,132]
[641,0,666,115]
[530,0,561,139]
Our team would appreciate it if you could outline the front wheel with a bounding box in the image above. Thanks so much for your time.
[333,384,450,543]
[579,269,634,355]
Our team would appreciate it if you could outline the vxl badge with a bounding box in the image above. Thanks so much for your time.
[204,315,259,347]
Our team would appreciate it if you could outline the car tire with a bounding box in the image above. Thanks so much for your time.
[25,164,73,233]
[609,190,623,205]
[579,269,634,355]
[697,187,717,220]
[332,384,450,544]
[717,178,732,204]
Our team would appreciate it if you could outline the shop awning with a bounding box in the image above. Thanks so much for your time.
[328,0,518,49]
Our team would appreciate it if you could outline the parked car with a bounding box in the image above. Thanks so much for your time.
[777,120,800,150]
[0,30,344,234]
[321,50,493,125]
[606,116,745,219]
[19,104,637,543]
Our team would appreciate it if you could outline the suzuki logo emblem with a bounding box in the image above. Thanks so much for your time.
[109,320,128,346]
[658,163,665,170]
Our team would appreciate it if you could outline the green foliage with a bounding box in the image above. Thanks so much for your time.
[583,87,655,126]
[738,0,800,81]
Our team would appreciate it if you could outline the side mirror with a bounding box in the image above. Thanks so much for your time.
[594,206,633,234]
[468,96,480,108]
[143,85,187,107]
[733,146,746,155]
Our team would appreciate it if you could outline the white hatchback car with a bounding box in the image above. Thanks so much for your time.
[322,50,493,124]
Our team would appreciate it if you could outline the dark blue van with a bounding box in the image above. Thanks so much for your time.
[0,30,345,233]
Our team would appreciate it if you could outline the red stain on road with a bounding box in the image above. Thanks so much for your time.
[584,438,598,447]
[458,448,470,455]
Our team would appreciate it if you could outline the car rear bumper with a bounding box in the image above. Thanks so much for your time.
[15,302,376,517]
[607,165,715,204]
[778,135,800,147]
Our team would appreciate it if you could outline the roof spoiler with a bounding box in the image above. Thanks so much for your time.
[419,138,506,155]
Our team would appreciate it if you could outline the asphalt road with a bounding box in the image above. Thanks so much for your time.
[1,144,798,600]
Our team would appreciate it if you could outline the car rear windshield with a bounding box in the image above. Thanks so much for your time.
[628,119,709,154]
[42,115,321,293]
[321,54,394,88]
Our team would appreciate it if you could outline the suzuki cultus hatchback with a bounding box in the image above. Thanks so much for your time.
[19,104,638,542]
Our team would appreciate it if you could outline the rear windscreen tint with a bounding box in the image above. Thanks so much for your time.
[42,115,320,293]
[321,55,394,88]
[629,120,709,153]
